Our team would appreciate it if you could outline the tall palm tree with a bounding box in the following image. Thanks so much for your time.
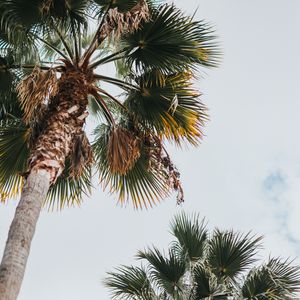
[0,0,218,299]
[105,212,300,299]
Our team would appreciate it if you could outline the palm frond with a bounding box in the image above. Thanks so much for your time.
[46,161,92,210]
[170,212,208,263]
[208,230,263,283]
[122,3,219,74]
[0,57,23,120]
[41,0,89,26]
[0,118,30,202]
[107,126,141,175]
[137,247,186,297]
[69,132,94,178]
[192,264,228,299]
[0,0,43,29]
[104,265,155,300]
[241,258,300,299]
[17,67,58,124]
[100,0,150,39]
[125,71,207,146]
[95,0,141,12]
[92,124,171,209]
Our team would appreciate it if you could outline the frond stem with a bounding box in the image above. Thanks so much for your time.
[52,22,74,60]
[10,64,51,71]
[71,20,80,64]
[30,33,71,62]
[91,91,115,125]
[80,5,111,67]
[95,87,128,112]
[94,74,139,91]
[89,48,128,69]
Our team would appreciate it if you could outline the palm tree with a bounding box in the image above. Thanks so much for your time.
[0,0,218,298]
[105,212,300,299]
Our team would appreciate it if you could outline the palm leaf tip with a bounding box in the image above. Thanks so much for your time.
[170,212,208,262]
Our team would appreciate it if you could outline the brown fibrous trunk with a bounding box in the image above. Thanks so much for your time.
[29,68,91,183]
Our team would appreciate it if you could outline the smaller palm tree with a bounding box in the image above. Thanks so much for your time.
[104,212,300,299]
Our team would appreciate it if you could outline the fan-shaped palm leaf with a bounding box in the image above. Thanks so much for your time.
[208,230,263,283]
[241,258,300,300]
[104,265,155,300]
[125,71,207,145]
[122,3,219,74]
[170,213,208,264]
[137,247,186,297]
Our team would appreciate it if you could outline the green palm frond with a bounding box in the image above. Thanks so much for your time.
[0,69,23,120]
[122,3,219,74]
[208,230,263,283]
[137,247,186,297]
[40,0,89,25]
[0,0,43,29]
[0,118,30,202]
[104,265,155,300]
[241,258,300,300]
[170,212,208,263]
[46,161,92,210]
[125,71,207,145]
[0,0,88,30]
[267,258,300,295]
[192,264,227,299]
[92,124,171,209]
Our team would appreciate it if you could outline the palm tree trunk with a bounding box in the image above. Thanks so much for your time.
[0,69,89,300]
[0,169,51,300]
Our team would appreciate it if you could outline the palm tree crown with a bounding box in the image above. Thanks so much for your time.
[0,0,219,209]
[105,213,300,299]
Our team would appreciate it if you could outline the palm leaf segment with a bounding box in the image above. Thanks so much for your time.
[105,212,300,300]
[0,0,218,208]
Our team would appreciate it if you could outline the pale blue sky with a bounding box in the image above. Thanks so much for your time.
[1,1,300,299]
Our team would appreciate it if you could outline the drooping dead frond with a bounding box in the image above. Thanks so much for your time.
[17,67,58,124]
[145,135,184,204]
[107,126,141,175]
[70,132,94,178]
[101,0,150,39]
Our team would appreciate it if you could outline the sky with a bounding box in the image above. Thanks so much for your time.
[1,0,300,299]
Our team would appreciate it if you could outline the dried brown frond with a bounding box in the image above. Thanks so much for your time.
[145,134,184,204]
[101,0,150,39]
[17,67,58,124]
[107,126,141,175]
[41,0,53,14]
[70,132,94,178]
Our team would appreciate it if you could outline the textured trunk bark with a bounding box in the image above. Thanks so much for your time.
[0,170,51,300]
[0,69,89,300]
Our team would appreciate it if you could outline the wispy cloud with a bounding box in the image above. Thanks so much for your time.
[262,170,300,254]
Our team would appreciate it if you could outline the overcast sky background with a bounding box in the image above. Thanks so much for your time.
[1,0,300,299]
